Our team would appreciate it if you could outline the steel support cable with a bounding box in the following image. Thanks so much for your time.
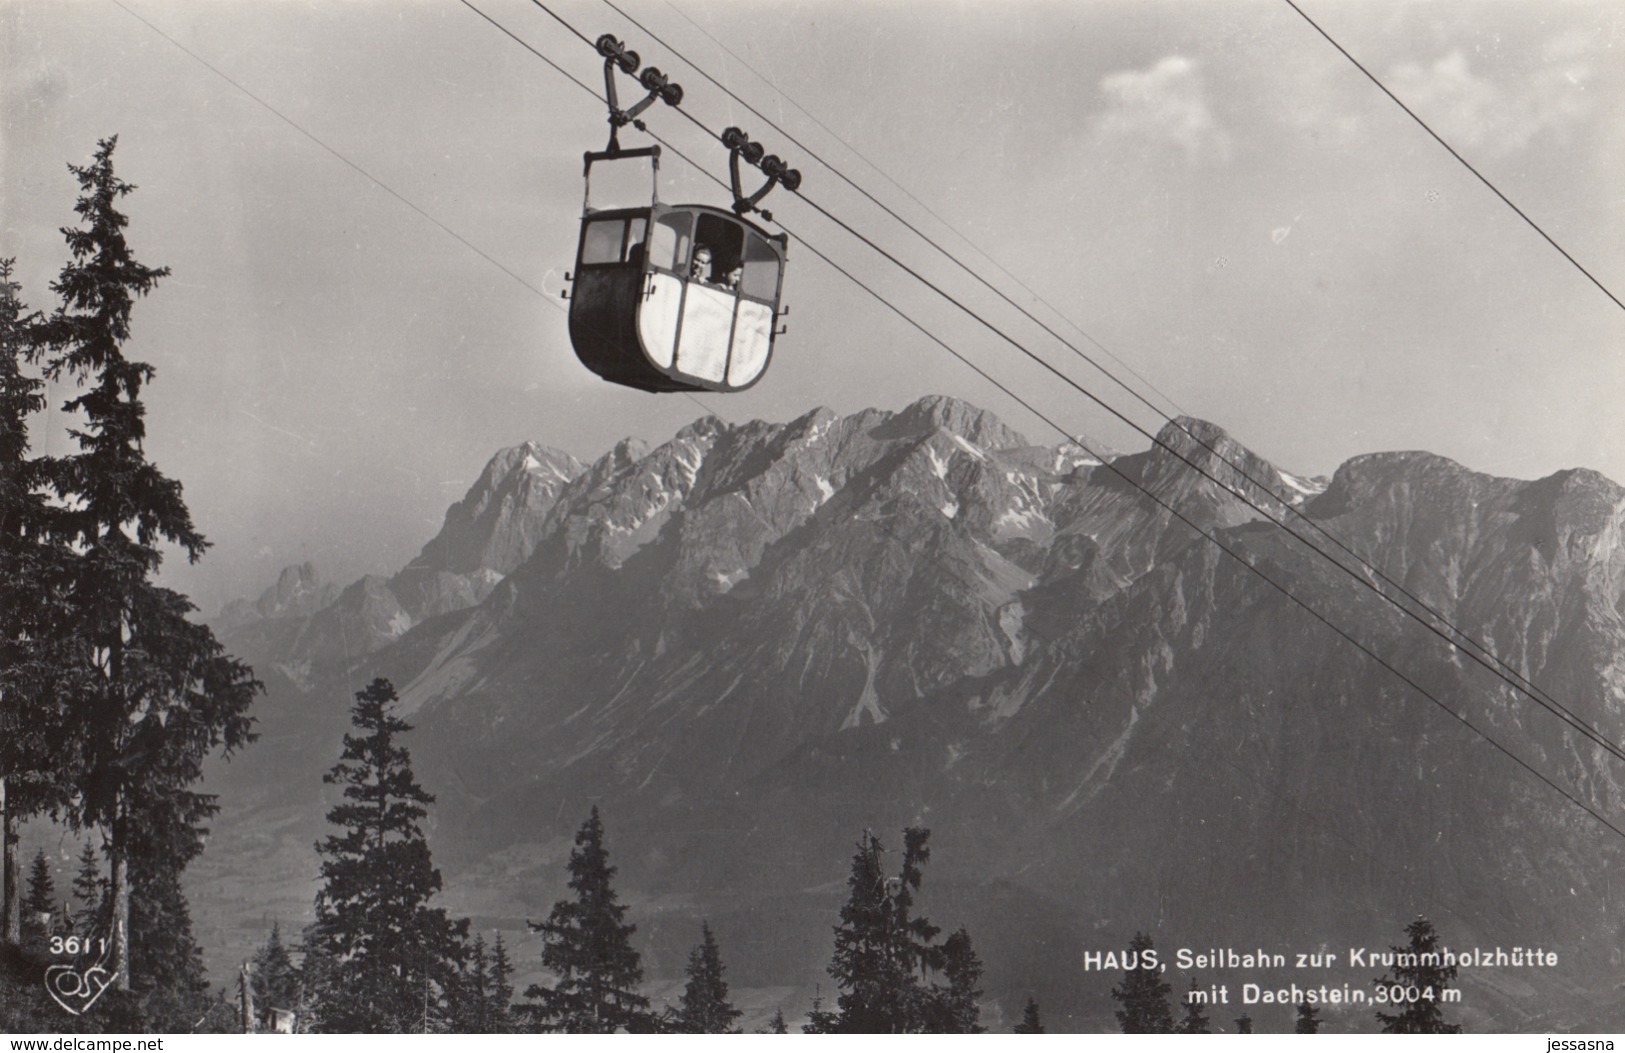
[570,0,1620,762]
[118,0,710,470]
[787,181,1625,766]
[766,202,1625,845]
[592,0,1189,417]
[468,1,1625,836]
[1282,0,1625,316]
[517,0,1625,771]
[652,0,1182,416]
[109,0,556,309]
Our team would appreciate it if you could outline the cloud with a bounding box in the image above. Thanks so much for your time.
[1092,55,1231,164]
[1388,44,1594,158]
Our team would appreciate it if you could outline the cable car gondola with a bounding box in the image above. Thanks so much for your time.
[563,35,798,394]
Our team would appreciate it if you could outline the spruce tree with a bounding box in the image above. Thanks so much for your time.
[1177,977,1211,1033]
[673,921,741,1033]
[251,921,302,1028]
[293,927,338,1033]
[126,856,210,1030]
[30,138,260,989]
[23,849,54,946]
[1110,932,1172,1033]
[801,992,838,1034]
[0,258,67,949]
[448,932,517,1033]
[766,1008,789,1033]
[1013,997,1045,1033]
[1295,999,1322,1034]
[71,839,107,933]
[450,933,493,1033]
[488,931,516,1031]
[827,827,942,1032]
[1234,1013,1254,1033]
[1374,915,1461,1034]
[309,677,466,1032]
[927,927,984,1033]
[523,806,651,1032]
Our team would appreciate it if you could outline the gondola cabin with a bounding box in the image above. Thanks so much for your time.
[567,148,789,394]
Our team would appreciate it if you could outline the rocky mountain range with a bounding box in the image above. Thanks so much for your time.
[190,395,1625,1032]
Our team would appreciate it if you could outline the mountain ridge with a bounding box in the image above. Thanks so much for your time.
[195,395,1625,1031]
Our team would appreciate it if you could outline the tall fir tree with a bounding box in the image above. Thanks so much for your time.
[294,927,339,1034]
[71,839,107,933]
[1110,932,1172,1033]
[23,849,55,947]
[1374,915,1461,1034]
[827,827,942,1033]
[0,257,69,949]
[251,921,302,1029]
[449,932,517,1033]
[1177,977,1211,1033]
[926,927,984,1033]
[488,931,516,1031]
[801,992,838,1034]
[450,933,493,1033]
[1234,1013,1254,1034]
[766,1008,789,1034]
[309,677,467,1032]
[1013,997,1045,1034]
[672,921,741,1033]
[126,856,211,1031]
[30,138,260,989]
[1295,999,1322,1034]
[523,806,651,1033]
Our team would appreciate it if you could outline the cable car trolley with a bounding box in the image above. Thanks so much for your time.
[563,34,799,394]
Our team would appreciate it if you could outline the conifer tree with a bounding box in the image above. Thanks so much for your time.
[488,931,516,1031]
[309,677,466,1032]
[0,258,66,949]
[71,839,107,931]
[1013,997,1045,1033]
[251,921,302,1028]
[29,138,260,989]
[293,928,338,1033]
[523,806,651,1033]
[801,992,838,1034]
[1295,1000,1321,1034]
[1177,977,1211,1033]
[673,921,741,1033]
[928,927,984,1033]
[451,933,493,1033]
[766,1008,789,1033]
[449,932,517,1033]
[1234,1013,1254,1033]
[1110,932,1172,1033]
[1374,915,1461,1034]
[22,849,54,946]
[126,857,210,1030]
[827,827,942,1032]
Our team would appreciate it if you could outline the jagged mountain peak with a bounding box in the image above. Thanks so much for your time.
[888,394,1029,450]
[675,414,726,442]
[218,559,339,627]
[480,440,582,487]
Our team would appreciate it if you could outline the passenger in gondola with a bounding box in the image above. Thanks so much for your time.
[721,262,743,291]
[689,244,713,283]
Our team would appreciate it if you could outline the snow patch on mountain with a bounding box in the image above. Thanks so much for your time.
[840,642,888,729]
[951,433,988,461]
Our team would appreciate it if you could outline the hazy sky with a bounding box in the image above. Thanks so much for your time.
[3,0,1621,612]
